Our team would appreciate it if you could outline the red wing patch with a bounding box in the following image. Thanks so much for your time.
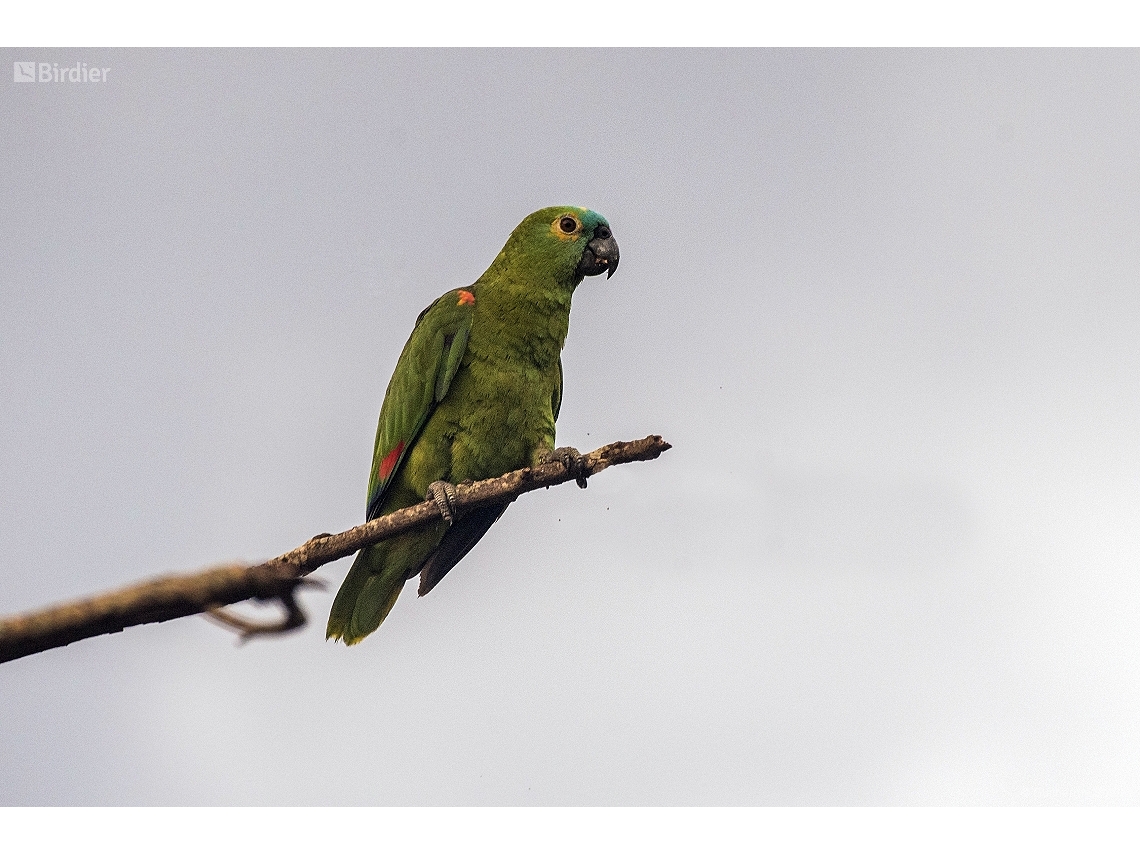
[457,290,475,306]
[378,441,406,483]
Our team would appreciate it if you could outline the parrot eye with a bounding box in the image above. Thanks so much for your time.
[558,216,578,234]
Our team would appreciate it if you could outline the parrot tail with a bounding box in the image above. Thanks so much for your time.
[326,544,406,644]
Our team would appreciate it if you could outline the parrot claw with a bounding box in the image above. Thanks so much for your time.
[542,446,590,489]
[426,480,459,525]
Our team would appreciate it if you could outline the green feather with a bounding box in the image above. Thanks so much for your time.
[327,206,616,645]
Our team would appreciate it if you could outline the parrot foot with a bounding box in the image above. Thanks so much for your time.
[541,446,590,489]
[426,480,459,525]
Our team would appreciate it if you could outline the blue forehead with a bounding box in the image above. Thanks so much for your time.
[578,208,609,231]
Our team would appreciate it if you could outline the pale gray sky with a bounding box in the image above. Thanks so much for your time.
[3,49,1140,805]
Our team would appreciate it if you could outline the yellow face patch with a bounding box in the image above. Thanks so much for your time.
[550,212,582,242]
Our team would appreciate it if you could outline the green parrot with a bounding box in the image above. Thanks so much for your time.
[327,206,619,644]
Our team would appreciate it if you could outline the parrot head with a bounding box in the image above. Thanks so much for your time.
[497,206,620,287]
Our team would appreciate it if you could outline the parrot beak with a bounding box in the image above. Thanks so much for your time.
[577,227,620,279]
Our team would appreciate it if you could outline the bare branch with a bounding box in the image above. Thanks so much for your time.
[0,435,670,664]
[205,580,324,641]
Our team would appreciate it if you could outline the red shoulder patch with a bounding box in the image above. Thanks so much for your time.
[378,441,405,482]
[457,290,475,306]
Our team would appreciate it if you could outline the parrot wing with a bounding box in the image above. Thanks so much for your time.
[552,355,563,422]
[365,289,475,521]
[417,502,509,596]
